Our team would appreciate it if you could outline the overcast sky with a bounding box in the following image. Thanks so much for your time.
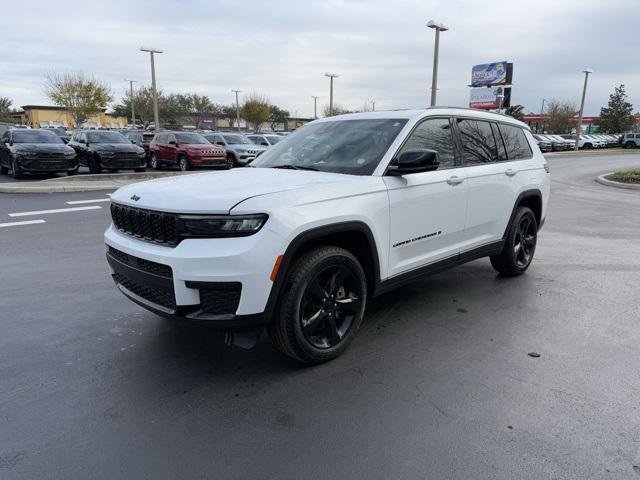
[2,0,638,118]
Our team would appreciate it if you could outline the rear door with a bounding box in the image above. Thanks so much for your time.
[165,134,177,163]
[384,117,469,277]
[458,119,536,251]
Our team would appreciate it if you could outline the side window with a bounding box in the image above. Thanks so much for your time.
[80,133,87,143]
[491,123,508,161]
[1,131,9,143]
[457,119,498,164]
[167,134,176,144]
[397,117,455,170]
[498,124,533,160]
[214,135,225,145]
[156,134,165,144]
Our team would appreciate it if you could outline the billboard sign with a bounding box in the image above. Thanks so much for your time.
[469,87,511,109]
[471,61,510,87]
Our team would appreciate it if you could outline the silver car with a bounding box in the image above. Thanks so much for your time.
[246,133,283,147]
[204,133,267,166]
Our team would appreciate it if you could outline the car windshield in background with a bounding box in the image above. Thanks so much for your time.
[266,135,281,144]
[223,134,252,144]
[49,128,68,136]
[176,133,208,144]
[13,131,64,144]
[251,119,409,175]
[87,131,128,144]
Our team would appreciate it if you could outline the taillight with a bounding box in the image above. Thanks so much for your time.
[544,164,550,173]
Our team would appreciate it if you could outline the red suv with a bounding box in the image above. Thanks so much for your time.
[148,131,228,170]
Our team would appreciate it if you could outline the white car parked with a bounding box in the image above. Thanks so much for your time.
[105,108,550,363]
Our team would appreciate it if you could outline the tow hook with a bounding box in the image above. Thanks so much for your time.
[225,329,262,350]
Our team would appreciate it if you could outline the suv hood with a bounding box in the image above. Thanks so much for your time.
[13,143,75,154]
[228,143,267,150]
[111,168,362,214]
[181,143,224,151]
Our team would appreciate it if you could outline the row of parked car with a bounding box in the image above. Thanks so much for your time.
[0,127,288,179]
[532,133,622,152]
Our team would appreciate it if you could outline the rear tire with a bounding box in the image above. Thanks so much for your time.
[0,164,8,175]
[625,141,635,149]
[267,246,367,364]
[490,206,538,276]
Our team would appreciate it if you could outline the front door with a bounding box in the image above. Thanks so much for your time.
[384,117,469,278]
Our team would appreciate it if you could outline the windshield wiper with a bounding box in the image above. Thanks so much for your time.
[270,164,319,171]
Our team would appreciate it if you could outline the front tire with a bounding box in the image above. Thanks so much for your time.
[625,141,635,149]
[0,164,8,175]
[490,206,538,276]
[149,153,160,170]
[178,155,190,171]
[268,246,367,364]
[227,153,237,168]
[67,166,79,176]
[88,156,102,174]
[11,157,23,179]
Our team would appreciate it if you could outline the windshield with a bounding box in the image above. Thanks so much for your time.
[223,134,252,144]
[87,131,128,144]
[265,135,281,145]
[251,119,409,175]
[175,133,208,144]
[13,131,64,144]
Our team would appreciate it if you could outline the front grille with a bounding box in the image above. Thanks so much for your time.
[199,284,241,315]
[108,246,172,278]
[113,272,176,310]
[111,203,178,246]
[115,152,140,159]
[200,150,224,155]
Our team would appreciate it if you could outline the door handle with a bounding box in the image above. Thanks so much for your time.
[446,175,465,186]
[505,169,517,177]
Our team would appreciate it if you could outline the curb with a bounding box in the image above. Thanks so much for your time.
[596,173,640,190]
[0,171,198,194]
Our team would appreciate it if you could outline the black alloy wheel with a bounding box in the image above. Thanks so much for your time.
[149,153,160,169]
[179,155,190,171]
[513,215,536,269]
[11,157,23,179]
[490,206,538,276]
[268,246,368,363]
[300,264,363,349]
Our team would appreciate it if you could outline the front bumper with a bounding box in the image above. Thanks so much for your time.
[189,155,228,168]
[17,157,77,172]
[100,156,146,169]
[104,224,284,330]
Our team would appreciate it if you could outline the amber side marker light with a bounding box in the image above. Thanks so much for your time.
[270,255,284,282]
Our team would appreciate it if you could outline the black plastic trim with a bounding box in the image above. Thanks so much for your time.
[107,252,173,291]
[373,240,504,296]
[503,189,543,238]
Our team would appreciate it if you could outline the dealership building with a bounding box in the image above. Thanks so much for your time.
[12,105,128,129]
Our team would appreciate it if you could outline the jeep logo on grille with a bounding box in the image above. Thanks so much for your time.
[130,194,141,202]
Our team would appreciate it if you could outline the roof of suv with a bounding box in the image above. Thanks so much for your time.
[312,107,531,130]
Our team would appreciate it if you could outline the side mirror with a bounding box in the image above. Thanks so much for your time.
[168,140,176,145]
[388,149,440,176]
[261,142,269,146]
[130,139,136,144]
[216,141,225,146]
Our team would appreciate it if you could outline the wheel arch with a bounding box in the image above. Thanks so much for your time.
[504,189,543,238]
[263,221,382,323]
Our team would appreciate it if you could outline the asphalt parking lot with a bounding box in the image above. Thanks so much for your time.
[1,153,639,479]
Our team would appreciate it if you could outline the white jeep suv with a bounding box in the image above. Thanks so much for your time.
[105,108,550,363]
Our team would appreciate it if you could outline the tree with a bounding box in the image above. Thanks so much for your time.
[545,100,577,133]
[44,72,112,127]
[597,84,634,133]
[220,104,239,128]
[268,105,290,131]
[322,103,352,117]
[504,104,525,122]
[241,93,270,131]
[111,85,161,126]
[0,97,14,122]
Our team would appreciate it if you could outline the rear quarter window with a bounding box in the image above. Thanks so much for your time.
[497,124,532,160]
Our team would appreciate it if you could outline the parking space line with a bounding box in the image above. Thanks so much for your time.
[0,219,46,228]
[66,198,111,205]
[9,206,103,217]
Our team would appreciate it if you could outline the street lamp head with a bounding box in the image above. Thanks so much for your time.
[582,68,593,74]
[140,47,163,53]
[426,20,449,31]
[324,73,339,78]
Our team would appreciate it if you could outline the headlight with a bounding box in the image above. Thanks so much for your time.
[64,151,76,157]
[178,214,268,238]
[237,149,247,154]
[18,151,38,158]
[137,151,146,157]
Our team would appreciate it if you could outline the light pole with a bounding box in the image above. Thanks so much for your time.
[140,47,163,131]
[575,68,593,151]
[539,98,546,133]
[325,73,338,116]
[125,79,136,127]
[371,100,376,112]
[311,96,319,119]
[232,89,241,132]
[426,20,448,107]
